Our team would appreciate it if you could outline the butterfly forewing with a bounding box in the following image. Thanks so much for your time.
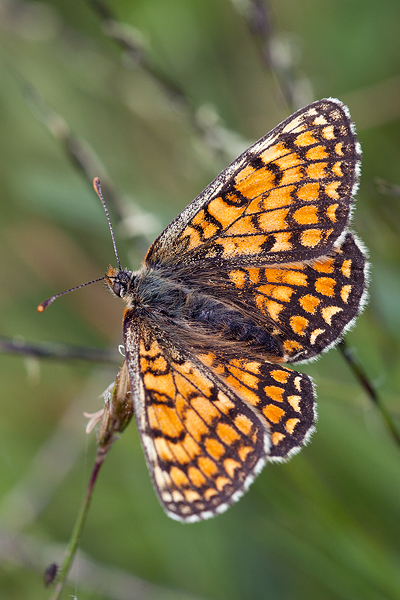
[123,311,270,522]
[145,99,361,268]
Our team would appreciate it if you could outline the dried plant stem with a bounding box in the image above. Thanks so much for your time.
[49,364,132,599]
[0,336,120,364]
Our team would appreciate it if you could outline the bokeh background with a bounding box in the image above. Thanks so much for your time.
[1,0,400,599]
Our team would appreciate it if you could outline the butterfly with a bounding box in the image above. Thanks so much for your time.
[39,98,368,523]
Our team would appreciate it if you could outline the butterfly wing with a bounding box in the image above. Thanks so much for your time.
[192,231,368,362]
[197,352,315,461]
[123,309,315,521]
[145,98,361,268]
[123,310,269,522]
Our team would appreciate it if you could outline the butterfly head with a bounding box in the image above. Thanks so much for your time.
[106,265,135,299]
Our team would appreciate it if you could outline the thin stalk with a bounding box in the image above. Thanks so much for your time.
[0,336,120,364]
[49,443,113,600]
[48,363,132,598]
[338,339,400,447]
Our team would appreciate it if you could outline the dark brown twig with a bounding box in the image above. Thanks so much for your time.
[0,336,120,364]
[87,0,195,114]
[86,0,252,162]
[230,0,312,111]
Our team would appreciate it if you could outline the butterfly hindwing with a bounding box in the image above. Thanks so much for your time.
[197,352,315,461]
[189,231,368,362]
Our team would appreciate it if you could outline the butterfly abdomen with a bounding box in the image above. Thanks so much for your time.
[186,294,282,357]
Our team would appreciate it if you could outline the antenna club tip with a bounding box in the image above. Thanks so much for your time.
[37,297,54,312]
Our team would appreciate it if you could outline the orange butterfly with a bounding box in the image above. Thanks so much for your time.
[39,99,368,522]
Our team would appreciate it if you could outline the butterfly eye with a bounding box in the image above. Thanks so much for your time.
[113,281,122,297]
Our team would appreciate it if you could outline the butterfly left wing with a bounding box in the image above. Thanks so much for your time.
[123,310,315,521]
[123,311,269,522]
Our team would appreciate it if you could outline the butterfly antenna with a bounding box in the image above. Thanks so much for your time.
[37,276,107,312]
[93,177,122,271]
[38,178,120,312]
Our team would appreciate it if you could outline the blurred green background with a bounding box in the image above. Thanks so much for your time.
[1,0,400,599]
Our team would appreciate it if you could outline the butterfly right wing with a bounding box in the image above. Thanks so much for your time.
[192,231,368,363]
[145,99,361,268]
[142,100,366,367]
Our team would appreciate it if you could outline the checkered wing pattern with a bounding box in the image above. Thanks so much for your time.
[198,352,315,461]
[146,99,361,268]
[196,231,367,363]
[124,311,315,521]
[124,312,270,522]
